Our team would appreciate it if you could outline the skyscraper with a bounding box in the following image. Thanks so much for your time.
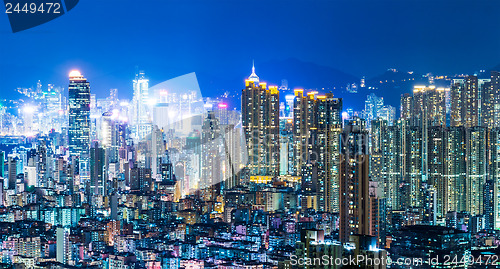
[339,118,371,243]
[381,122,402,210]
[68,70,91,159]
[427,126,445,218]
[444,126,466,213]
[89,143,106,197]
[491,71,500,128]
[201,111,222,200]
[132,71,151,141]
[466,126,487,216]
[465,76,479,127]
[490,128,500,229]
[314,93,342,212]
[241,64,280,177]
[450,79,465,127]
[293,90,342,212]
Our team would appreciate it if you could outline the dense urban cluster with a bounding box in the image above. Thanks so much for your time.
[0,65,499,269]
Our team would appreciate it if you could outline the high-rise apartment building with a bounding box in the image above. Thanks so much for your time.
[466,127,487,216]
[339,118,371,243]
[241,64,280,177]
[293,90,342,212]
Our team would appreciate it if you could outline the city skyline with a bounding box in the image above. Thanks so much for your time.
[3,1,500,268]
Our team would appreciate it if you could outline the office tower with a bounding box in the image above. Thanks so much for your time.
[214,102,229,125]
[427,126,445,218]
[450,79,465,127]
[101,112,120,164]
[89,143,106,197]
[490,128,500,229]
[56,227,70,264]
[241,64,280,177]
[68,70,91,159]
[339,118,370,243]
[132,71,151,141]
[444,126,467,213]
[466,127,487,216]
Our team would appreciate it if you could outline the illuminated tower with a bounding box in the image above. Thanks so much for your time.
[68,70,91,159]
[465,76,479,127]
[466,126,487,216]
[241,63,280,176]
[381,121,403,210]
[133,71,151,140]
[314,93,342,212]
[201,111,222,200]
[491,71,500,128]
[339,118,371,243]
[490,128,500,229]
[293,90,342,212]
[363,93,384,128]
[444,126,466,213]
[89,143,106,197]
[403,125,424,208]
[450,79,465,127]
[427,126,445,218]
[400,93,413,121]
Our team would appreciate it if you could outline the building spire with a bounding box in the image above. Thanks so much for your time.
[248,60,259,83]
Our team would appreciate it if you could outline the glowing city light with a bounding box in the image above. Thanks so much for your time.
[69,70,82,78]
[23,105,35,114]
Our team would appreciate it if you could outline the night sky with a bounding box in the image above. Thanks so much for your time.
[1,0,500,100]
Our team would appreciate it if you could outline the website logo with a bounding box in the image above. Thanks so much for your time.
[4,0,79,33]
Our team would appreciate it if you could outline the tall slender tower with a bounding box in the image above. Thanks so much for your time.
[465,76,480,127]
[450,79,465,127]
[68,70,91,159]
[294,91,342,212]
[466,126,487,216]
[241,63,280,177]
[133,71,151,140]
[339,118,371,243]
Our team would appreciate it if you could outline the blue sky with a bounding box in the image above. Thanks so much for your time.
[1,0,500,99]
